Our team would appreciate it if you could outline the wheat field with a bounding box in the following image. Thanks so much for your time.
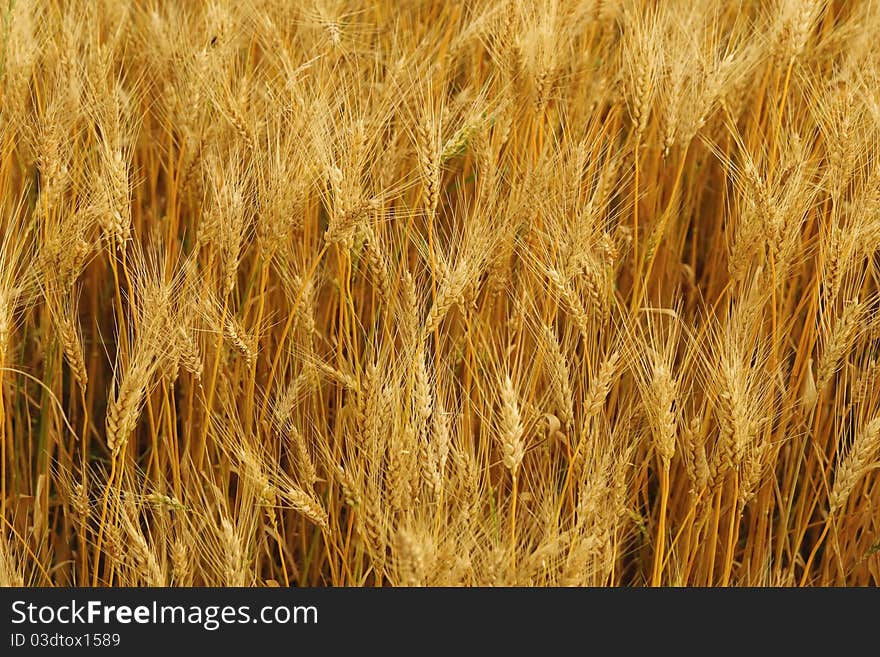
[1,0,879,587]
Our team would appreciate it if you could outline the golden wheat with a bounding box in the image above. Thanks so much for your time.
[2,0,880,588]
